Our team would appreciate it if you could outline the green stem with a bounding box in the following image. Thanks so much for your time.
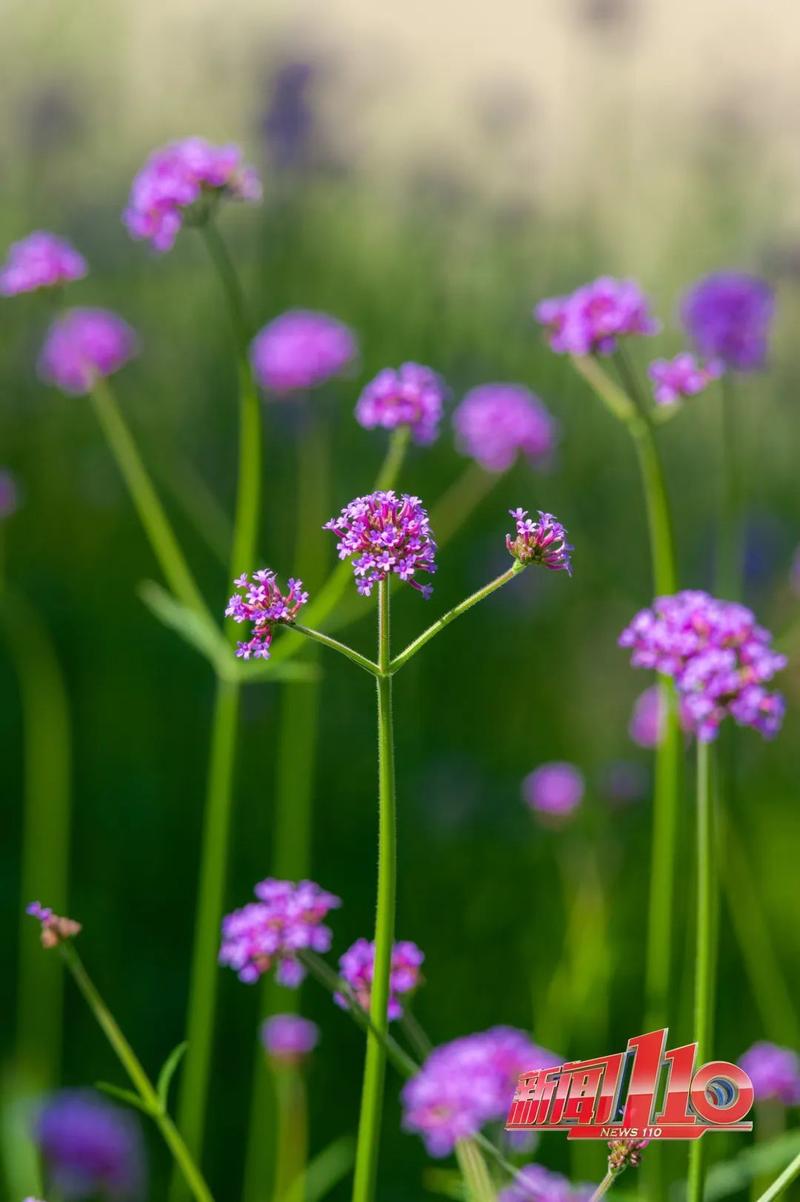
[375,426,411,491]
[389,563,524,674]
[90,379,208,618]
[59,944,213,1202]
[200,222,251,351]
[643,678,681,1028]
[687,739,715,1202]
[351,580,397,1202]
[289,623,379,676]
[455,1139,496,1202]
[753,1147,800,1202]
[588,1169,618,1202]
[718,375,742,600]
[629,420,677,596]
[273,1067,308,1202]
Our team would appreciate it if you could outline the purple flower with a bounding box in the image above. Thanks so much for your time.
[219,878,341,985]
[0,231,87,296]
[250,310,357,395]
[0,469,19,520]
[27,901,81,949]
[522,762,584,817]
[402,1027,560,1157]
[681,272,774,372]
[124,137,261,252]
[499,1163,593,1202]
[355,363,447,445]
[740,1042,800,1105]
[619,591,786,742]
[37,308,138,396]
[225,569,308,660]
[324,490,437,598]
[34,1090,145,1200]
[261,1014,319,1063]
[453,384,557,472]
[648,353,723,406]
[629,684,665,748]
[534,277,659,356]
[334,938,424,1021]
[506,509,573,574]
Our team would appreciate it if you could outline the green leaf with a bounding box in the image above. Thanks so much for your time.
[704,1130,800,1201]
[157,1040,189,1110]
[284,1134,355,1202]
[95,1081,153,1115]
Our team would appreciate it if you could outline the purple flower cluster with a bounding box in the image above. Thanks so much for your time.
[498,1164,592,1202]
[27,901,82,949]
[324,490,437,598]
[740,1042,800,1105]
[219,878,340,985]
[0,231,87,296]
[34,1090,145,1200]
[261,1014,320,1063]
[619,591,786,742]
[402,1027,560,1156]
[123,138,262,252]
[506,509,573,574]
[534,277,659,356]
[453,384,557,473]
[250,310,357,395]
[334,938,424,1021]
[522,762,584,818]
[355,363,447,445]
[225,570,308,660]
[0,469,19,520]
[681,272,774,372]
[648,353,723,406]
[38,308,138,396]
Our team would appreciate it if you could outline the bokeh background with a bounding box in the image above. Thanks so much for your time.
[2,1,800,1199]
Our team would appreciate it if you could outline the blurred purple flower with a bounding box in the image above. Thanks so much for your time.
[220,878,340,985]
[0,232,87,296]
[250,310,357,395]
[534,277,659,356]
[453,384,557,472]
[599,760,647,805]
[262,61,317,173]
[648,353,723,406]
[325,490,437,598]
[34,1090,145,1200]
[402,1027,560,1156]
[506,509,572,574]
[356,363,447,445]
[27,901,82,949]
[261,1014,319,1063]
[740,1042,800,1105]
[499,1163,593,1202]
[0,469,19,520]
[37,308,138,396]
[629,684,665,748]
[225,569,308,660]
[334,938,424,1021]
[522,762,584,817]
[681,272,774,372]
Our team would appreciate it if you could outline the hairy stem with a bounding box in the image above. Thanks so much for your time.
[289,623,379,676]
[687,740,715,1202]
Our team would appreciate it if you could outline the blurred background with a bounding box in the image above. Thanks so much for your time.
[2,1,799,1199]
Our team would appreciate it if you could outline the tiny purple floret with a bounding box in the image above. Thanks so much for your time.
[225,569,308,660]
[453,384,557,472]
[324,490,437,598]
[0,231,87,296]
[355,363,448,445]
[37,308,138,396]
[506,509,572,574]
[220,878,341,986]
[335,938,424,1021]
[250,310,358,395]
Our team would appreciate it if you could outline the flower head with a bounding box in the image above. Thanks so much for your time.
[220,878,341,985]
[681,272,774,372]
[261,1014,320,1064]
[648,353,723,406]
[506,509,573,574]
[225,570,308,660]
[619,591,786,742]
[453,384,557,473]
[37,308,138,396]
[402,1027,560,1157]
[534,277,659,356]
[629,684,665,749]
[250,310,357,395]
[0,231,87,296]
[0,469,19,520]
[124,137,261,252]
[335,938,424,1021]
[324,490,437,598]
[34,1090,145,1200]
[522,762,584,818]
[355,363,447,445]
[498,1164,593,1202]
[27,902,81,949]
[740,1042,800,1105]
[607,1139,649,1173]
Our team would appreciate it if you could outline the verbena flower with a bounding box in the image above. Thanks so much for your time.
[506,509,573,574]
[607,1139,649,1172]
[261,1014,319,1064]
[250,310,357,395]
[34,1090,145,1200]
[498,1163,593,1202]
[124,137,261,252]
[355,363,447,444]
[619,591,786,742]
[453,384,557,472]
[0,231,87,296]
[324,490,437,598]
[534,277,659,356]
[522,762,584,817]
[225,570,308,660]
[681,272,774,372]
[37,308,138,396]
[402,1027,560,1157]
[740,1042,800,1105]
[629,684,665,748]
[0,469,19,520]
[648,353,723,406]
[219,878,341,985]
[334,938,424,1021]
[27,901,82,949]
